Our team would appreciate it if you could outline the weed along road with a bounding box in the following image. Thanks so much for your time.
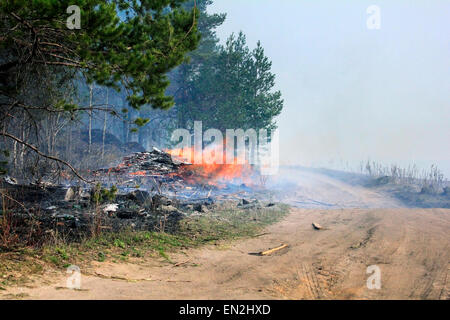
[2,169,449,300]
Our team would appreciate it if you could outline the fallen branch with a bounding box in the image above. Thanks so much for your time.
[0,189,31,216]
[259,244,289,256]
[173,258,192,267]
[252,232,269,238]
[93,272,153,282]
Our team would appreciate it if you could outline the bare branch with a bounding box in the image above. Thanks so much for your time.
[0,131,93,183]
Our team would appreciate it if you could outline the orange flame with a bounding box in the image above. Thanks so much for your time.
[130,171,147,176]
[166,145,254,187]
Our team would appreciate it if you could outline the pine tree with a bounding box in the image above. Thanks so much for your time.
[175,32,283,133]
[135,0,226,144]
[0,0,200,178]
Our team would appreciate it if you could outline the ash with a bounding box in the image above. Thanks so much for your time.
[0,148,276,242]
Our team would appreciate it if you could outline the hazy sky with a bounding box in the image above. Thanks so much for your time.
[208,0,450,176]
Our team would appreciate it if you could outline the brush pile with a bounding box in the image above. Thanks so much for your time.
[93,147,186,177]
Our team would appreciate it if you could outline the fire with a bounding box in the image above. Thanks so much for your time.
[166,146,255,187]
[130,171,147,176]
[93,146,258,188]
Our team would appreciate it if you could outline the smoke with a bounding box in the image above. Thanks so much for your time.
[209,0,450,177]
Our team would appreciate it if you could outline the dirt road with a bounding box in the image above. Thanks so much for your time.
[4,207,448,300]
[3,169,449,299]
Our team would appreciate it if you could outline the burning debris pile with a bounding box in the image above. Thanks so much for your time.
[93,147,259,193]
[0,147,277,243]
[94,147,184,178]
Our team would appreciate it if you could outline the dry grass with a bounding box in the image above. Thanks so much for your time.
[359,160,447,191]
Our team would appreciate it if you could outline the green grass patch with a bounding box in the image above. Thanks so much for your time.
[177,203,290,244]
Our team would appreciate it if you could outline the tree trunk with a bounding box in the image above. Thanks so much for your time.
[13,140,17,167]
[122,103,129,144]
[88,84,94,154]
[102,88,109,159]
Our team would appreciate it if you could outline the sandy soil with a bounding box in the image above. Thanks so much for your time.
[2,169,449,300]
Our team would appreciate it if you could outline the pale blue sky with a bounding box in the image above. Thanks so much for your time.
[208,0,450,176]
